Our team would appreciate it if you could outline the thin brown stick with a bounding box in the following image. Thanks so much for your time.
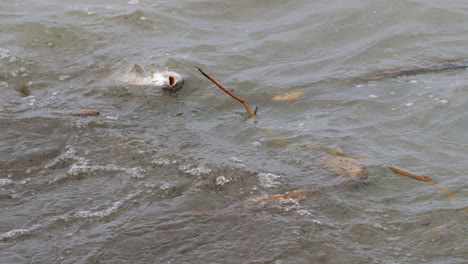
[50,109,100,116]
[195,66,255,118]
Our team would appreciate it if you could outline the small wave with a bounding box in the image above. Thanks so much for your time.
[0,191,142,241]
[73,190,142,218]
[67,164,146,179]
[0,229,30,240]
[0,178,14,187]
[44,146,81,169]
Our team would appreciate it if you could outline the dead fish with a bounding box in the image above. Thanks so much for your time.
[247,188,310,203]
[320,156,368,179]
[112,64,185,92]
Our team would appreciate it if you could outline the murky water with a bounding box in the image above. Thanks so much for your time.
[1,0,467,263]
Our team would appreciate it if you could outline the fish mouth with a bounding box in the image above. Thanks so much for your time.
[169,76,176,87]
[162,73,185,92]
[152,71,185,92]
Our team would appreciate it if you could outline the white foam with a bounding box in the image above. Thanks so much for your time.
[160,182,172,190]
[179,163,212,176]
[0,48,10,59]
[257,172,281,188]
[0,229,30,240]
[229,157,242,163]
[151,157,171,166]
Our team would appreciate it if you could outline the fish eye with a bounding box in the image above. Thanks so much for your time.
[169,76,175,86]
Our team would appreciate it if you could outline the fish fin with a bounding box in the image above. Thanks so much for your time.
[130,64,147,77]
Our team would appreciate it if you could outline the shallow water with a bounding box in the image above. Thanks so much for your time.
[1,0,467,263]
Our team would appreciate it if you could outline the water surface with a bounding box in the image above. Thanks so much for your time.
[1,0,467,263]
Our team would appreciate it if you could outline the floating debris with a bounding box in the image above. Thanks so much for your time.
[247,188,309,203]
[387,166,432,182]
[320,156,368,179]
[59,75,71,81]
[50,109,100,116]
[388,166,468,212]
[271,91,304,101]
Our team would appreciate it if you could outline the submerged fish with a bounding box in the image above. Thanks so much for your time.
[112,64,185,92]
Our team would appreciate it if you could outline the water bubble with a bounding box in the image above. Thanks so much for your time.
[405,102,413,107]
[128,0,139,4]
[59,75,71,81]
[409,80,418,83]
[160,182,171,190]
[297,209,311,216]
[216,176,229,185]
[229,157,242,163]
[368,94,378,99]
[355,84,364,88]
[252,142,261,147]
[18,67,27,73]
[311,219,322,225]
[105,115,119,120]
[140,16,147,20]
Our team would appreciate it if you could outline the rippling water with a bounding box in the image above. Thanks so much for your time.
[1,0,467,263]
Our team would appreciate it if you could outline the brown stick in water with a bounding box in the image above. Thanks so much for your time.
[50,109,100,116]
[387,166,433,182]
[195,66,256,118]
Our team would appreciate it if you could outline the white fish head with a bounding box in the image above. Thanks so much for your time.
[151,71,185,92]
